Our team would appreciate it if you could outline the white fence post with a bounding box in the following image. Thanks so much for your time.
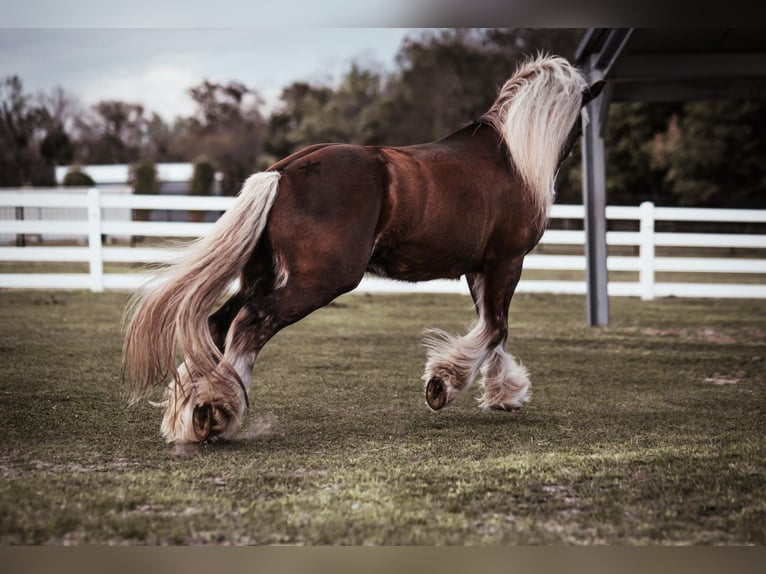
[639,201,655,301]
[87,188,104,292]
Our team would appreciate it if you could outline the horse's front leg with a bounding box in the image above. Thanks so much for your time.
[423,261,530,411]
[422,314,494,410]
[475,262,531,412]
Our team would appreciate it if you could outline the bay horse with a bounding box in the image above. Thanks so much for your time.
[122,54,605,444]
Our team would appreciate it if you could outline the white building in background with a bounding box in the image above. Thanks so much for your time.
[54,162,222,196]
[2,163,223,245]
[54,162,223,224]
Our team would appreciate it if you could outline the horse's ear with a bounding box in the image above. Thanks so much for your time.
[582,80,606,106]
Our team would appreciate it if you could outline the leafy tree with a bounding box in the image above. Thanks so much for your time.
[62,167,95,187]
[75,100,147,165]
[189,156,216,196]
[264,82,334,161]
[130,160,159,227]
[265,64,384,161]
[188,155,217,222]
[374,29,491,145]
[307,64,382,145]
[189,80,255,131]
[39,124,73,168]
[360,29,582,147]
[171,80,266,195]
[561,102,689,207]
[650,100,766,209]
[143,113,180,162]
[600,101,681,206]
[4,29,765,212]
[0,76,54,186]
[131,160,159,195]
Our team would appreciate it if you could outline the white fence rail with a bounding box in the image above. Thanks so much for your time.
[1,189,765,299]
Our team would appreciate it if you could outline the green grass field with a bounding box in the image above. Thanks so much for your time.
[0,289,763,545]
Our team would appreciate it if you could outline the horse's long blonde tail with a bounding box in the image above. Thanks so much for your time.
[121,171,281,402]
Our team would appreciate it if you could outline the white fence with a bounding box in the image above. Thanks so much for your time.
[0,188,765,299]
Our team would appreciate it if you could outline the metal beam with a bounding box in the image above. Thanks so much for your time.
[575,31,632,327]
[595,29,634,78]
[611,77,766,102]
[596,78,614,136]
[581,60,610,326]
[612,53,766,81]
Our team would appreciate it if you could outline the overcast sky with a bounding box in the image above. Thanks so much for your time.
[2,0,704,124]
[0,28,417,122]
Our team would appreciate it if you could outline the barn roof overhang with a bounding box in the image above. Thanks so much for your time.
[576,28,766,103]
[571,28,766,326]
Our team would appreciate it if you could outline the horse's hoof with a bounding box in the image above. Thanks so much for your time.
[192,403,213,442]
[426,377,447,411]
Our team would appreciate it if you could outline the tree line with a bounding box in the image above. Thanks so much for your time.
[1,28,764,208]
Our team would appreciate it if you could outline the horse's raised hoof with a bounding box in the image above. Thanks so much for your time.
[426,377,447,411]
[192,403,213,442]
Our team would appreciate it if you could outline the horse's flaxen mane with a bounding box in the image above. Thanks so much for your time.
[481,54,587,225]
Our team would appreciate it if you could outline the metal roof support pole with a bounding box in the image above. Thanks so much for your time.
[581,62,610,326]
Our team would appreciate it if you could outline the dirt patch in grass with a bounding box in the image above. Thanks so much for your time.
[703,374,743,385]
[622,326,766,345]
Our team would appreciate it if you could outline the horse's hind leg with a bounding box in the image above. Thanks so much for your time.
[423,260,530,411]
[158,292,246,443]
[185,233,374,442]
[188,301,271,442]
[208,292,245,352]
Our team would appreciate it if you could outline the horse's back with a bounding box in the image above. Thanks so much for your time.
[369,124,540,280]
[263,125,542,283]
